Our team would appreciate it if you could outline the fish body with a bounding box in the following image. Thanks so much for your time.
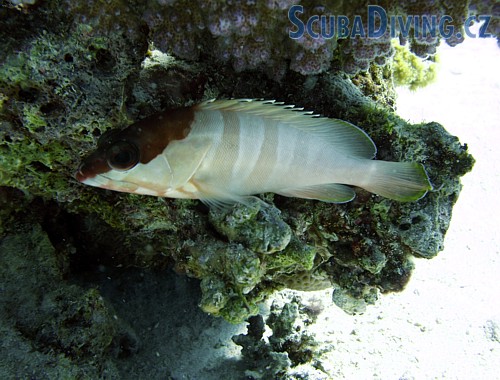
[76,99,432,205]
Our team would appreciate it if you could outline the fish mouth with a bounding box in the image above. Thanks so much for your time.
[80,173,143,194]
[79,172,113,188]
[75,165,112,188]
[76,167,161,196]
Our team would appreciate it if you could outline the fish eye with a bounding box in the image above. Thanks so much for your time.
[106,141,139,170]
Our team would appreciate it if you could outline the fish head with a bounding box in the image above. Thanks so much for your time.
[76,108,194,196]
[76,131,173,196]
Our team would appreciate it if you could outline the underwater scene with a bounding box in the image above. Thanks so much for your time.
[0,1,499,379]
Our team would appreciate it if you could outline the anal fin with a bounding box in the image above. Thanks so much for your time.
[277,183,355,203]
[201,195,263,211]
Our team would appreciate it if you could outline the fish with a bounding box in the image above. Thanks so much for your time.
[76,99,432,207]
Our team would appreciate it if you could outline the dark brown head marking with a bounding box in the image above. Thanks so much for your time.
[76,106,195,181]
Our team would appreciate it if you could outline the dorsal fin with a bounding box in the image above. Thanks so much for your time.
[197,99,377,159]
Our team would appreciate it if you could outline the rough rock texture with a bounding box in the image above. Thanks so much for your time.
[233,296,321,380]
[0,225,137,379]
[0,0,480,375]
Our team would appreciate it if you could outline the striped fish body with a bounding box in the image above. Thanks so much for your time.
[76,99,432,205]
[186,105,359,199]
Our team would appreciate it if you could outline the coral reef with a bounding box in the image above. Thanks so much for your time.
[141,0,497,77]
[0,225,137,378]
[0,0,479,375]
[209,198,292,254]
[233,296,321,379]
[173,200,319,322]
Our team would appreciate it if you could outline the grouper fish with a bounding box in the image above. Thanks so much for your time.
[76,99,432,207]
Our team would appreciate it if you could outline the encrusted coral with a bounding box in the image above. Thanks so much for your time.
[178,240,264,322]
[173,201,319,322]
[208,198,292,254]
[0,0,475,343]
[233,296,319,379]
[139,0,492,77]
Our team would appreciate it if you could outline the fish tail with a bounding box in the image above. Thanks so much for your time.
[363,161,433,202]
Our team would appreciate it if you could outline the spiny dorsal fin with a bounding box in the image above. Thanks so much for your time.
[198,99,376,159]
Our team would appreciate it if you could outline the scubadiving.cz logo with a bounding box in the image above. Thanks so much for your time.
[288,5,494,40]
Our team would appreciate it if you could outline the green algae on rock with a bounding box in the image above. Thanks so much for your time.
[183,201,322,321]
[392,42,439,90]
[209,198,292,254]
[0,0,476,330]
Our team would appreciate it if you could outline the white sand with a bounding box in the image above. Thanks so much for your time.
[293,29,500,379]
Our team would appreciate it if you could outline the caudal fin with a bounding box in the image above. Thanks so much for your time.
[363,161,433,202]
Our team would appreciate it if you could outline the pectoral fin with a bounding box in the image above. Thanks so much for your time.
[189,179,263,210]
[277,183,356,203]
